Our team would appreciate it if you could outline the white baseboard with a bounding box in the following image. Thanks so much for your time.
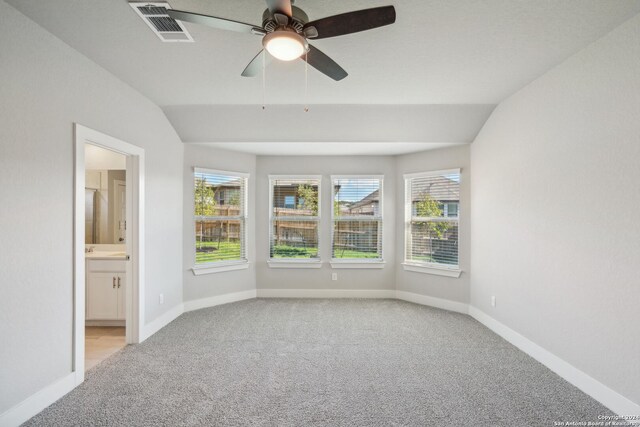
[468,306,640,420]
[256,289,396,299]
[183,290,257,312]
[140,303,184,342]
[0,373,78,427]
[141,290,258,340]
[396,290,469,314]
[2,302,186,425]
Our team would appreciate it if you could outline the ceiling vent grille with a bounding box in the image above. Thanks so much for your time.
[129,2,194,42]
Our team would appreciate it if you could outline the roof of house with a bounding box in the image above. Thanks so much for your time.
[347,190,380,211]
[413,176,459,202]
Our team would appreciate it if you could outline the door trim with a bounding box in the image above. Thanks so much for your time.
[74,124,145,384]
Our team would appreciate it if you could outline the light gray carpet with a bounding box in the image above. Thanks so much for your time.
[25,299,613,426]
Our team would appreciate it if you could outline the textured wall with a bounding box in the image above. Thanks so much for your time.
[0,2,183,413]
[471,14,640,405]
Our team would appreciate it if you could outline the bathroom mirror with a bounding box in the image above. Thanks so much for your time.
[85,169,126,244]
[84,144,127,245]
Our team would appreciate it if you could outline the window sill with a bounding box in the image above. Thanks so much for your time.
[192,261,249,276]
[402,263,462,278]
[268,260,322,269]
[330,260,385,269]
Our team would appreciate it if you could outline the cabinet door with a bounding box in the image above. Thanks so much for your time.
[87,272,118,319]
[116,273,126,320]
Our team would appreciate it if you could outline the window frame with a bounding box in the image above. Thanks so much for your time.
[268,174,322,268]
[330,175,385,269]
[403,169,461,278]
[191,167,249,275]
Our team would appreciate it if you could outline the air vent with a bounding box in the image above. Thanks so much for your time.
[129,2,194,42]
[147,16,182,32]
[138,5,169,15]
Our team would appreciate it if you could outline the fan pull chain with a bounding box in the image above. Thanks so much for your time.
[262,50,266,110]
[304,50,309,113]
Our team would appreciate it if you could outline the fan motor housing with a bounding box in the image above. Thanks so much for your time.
[262,6,308,33]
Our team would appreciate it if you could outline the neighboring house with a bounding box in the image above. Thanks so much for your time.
[345,189,380,216]
[410,175,459,217]
[196,180,242,247]
[410,175,460,264]
[272,182,318,248]
[272,180,310,211]
[334,189,381,256]
[213,183,241,207]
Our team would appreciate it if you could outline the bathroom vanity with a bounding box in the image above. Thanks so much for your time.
[85,251,128,324]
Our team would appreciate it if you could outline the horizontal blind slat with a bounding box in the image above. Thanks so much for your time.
[270,177,321,260]
[195,170,247,265]
[332,177,383,259]
[406,170,460,267]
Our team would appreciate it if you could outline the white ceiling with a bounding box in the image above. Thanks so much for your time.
[7,0,640,106]
[163,104,495,143]
[7,0,640,154]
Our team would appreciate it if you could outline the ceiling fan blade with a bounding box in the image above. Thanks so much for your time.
[303,6,396,40]
[302,45,348,81]
[167,9,263,35]
[241,50,273,77]
[265,0,292,17]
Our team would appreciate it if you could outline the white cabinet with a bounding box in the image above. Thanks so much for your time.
[87,272,119,319]
[116,273,126,319]
[86,260,126,321]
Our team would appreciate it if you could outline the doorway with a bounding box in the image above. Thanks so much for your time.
[84,145,127,370]
[74,124,145,383]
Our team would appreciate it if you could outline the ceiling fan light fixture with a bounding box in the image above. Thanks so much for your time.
[262,30,307,61]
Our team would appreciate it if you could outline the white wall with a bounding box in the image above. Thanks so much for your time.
[471,14,640,406]
[255,156,396,292]
[0,2,183,414]
[182,145,257,302]
[395,146,471,303]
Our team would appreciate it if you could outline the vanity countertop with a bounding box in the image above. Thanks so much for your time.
[85,251,128,260]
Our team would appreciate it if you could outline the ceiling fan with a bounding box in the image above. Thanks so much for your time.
[167,0,396,81]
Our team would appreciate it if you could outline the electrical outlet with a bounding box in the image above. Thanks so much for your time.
[331,273,338,281]
[491,296,496,307]
[159,293,164,305]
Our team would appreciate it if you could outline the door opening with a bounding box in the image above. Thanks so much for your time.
[84,146,127,370]
[74,124,145,384]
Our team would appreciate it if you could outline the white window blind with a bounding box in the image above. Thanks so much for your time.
[332,176,383,260]
[405,169,460,268]
[194,168,248,265]
[269,176,321,260]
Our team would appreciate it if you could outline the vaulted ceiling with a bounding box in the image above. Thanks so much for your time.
[7,0,640,153]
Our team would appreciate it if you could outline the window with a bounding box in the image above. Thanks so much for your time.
[404,169,460,274]
[331,176,383,263]
[194,168,248,268]
[269,176,321,262]
[284,195,295,209]
[444,203,458,218]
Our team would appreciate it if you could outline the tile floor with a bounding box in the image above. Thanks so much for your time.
[85,326,126,371]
